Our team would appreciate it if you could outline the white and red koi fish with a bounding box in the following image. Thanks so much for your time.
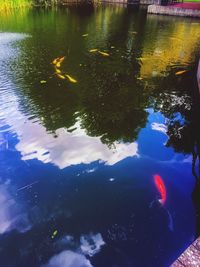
[153,174,166,205]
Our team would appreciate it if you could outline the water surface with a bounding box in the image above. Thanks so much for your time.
[0,6,200,267]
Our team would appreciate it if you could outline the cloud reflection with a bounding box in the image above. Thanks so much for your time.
[1,91,138,169]
[151,123,167,135]
[0,32,138,169]
[44,250,93,267]
[45,233,105,267]
[80,233,105,257]
[0,184,31,234]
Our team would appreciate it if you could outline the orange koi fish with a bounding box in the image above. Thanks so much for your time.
[175,70,187,75]
[153,174,166,205]
[59,56,65,63]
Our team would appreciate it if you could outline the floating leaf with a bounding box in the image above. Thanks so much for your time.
[66,74,77,83]
[98,51,109,57]
[89,49,98,52]
[175,70,187,75]
[51,230,58,239]
[40,80,47,84]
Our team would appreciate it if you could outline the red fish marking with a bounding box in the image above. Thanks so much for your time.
[153,174,166,205]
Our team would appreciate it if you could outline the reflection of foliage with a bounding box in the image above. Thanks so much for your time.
[6,7,200,149]
[79,65,148,145]
[8,6,149,146]
[152,70,200,181]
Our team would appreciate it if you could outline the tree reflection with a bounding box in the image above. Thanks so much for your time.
[152,66,200,236]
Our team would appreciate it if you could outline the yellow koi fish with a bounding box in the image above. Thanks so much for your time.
[52,57,60,65]
[55,68,62,74]
[53,56,65,66]
[175,70,188,75]
[40,80,47,84]
[82,34,88,37]
[98,51,110,57]
[66,74,77,83]
[89,49,98,52]
[111,46,115,49]
[57,73,66,80]
[56,62,61,68]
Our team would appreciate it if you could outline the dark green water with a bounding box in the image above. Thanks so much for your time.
[0,5,200,267]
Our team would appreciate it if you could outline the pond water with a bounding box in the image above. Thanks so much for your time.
[0,5,200,267]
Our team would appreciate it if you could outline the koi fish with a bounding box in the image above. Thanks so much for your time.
[40,80,47,84]
[56,62,61,68]
[153,174,166,205]
[98,51,110,57]
[52,57,60,65]
[82,33,88,37]
[59,56,65,63]
[111,46,115,49]
[53,56,65,67]
[55,68,62,74]
[66,74,77,83]
[175,70,187,75]
[89,49,98,52]
[56,73,66,80]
